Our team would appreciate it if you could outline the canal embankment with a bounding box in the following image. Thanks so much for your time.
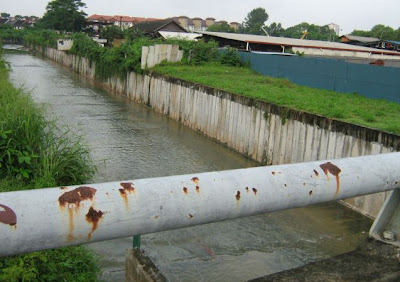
[36,46,400,219]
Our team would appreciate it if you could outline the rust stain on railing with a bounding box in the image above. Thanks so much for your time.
[0,204,17,227]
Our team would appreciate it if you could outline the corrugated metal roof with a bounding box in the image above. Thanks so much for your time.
[341,35,380,43]
[199,31,400,56]
[159,31,200,40]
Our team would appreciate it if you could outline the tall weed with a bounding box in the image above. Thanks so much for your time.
[0,49,99,280]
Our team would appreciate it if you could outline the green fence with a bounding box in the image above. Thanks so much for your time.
[239,52,400,103]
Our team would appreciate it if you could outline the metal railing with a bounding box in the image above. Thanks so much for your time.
[1,153,399,256]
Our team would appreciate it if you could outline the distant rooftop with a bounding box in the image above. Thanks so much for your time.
[341,35,380,43]
[199,31,400,56]
[87,14,161,23]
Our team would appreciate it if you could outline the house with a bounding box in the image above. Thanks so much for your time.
[5,19,26,30]
[111,16,136,29]
[340,35,381,48]
[0,16,37,29]
[86,14,161,32]
[132,19,187,37]
[328,23,340,36]
[205,17,216,28]
[192,17,207,31]
[0,18,10,26]
[86,14,114,32]
[230,22,240,31]
[171,16,239,32]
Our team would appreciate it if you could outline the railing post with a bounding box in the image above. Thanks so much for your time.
[133,235,141,249]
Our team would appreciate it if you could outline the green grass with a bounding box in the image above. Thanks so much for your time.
[0,246,100,282]
[0,50,100,281]
[0,56,95,186]
[152,63,400,134]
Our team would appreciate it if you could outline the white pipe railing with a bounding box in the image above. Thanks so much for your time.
[1,153,399,256]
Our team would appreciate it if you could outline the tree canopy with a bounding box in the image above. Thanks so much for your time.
[99,25,125,46]
[241,7,269,35]
[351,24,400,41]
[39,0,87,32]
[207,22,236,33]
[280,22,337,41]
[264,22,284,36]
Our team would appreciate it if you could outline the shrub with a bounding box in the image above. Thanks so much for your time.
[219,47,244,67]
[188,40,219,65]
[0,46,99,281]
[0,246,100,282]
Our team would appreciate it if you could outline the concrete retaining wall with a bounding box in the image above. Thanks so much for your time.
[40,47,400,219]
[141,44,183,69]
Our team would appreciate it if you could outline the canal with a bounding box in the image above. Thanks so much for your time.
[4,49,372,281]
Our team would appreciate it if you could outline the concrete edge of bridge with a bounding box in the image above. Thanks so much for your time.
[248,239,400,282]
[125,248,166,282]
[370,190,400,247]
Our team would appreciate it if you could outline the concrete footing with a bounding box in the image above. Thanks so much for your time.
[125,249,166,282]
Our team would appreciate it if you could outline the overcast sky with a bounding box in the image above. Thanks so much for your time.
[2,0,399,35]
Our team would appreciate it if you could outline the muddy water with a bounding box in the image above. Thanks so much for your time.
[5,49,372,282]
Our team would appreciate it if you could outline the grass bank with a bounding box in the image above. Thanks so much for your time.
[152,63,400,134]
[0,49,100,281]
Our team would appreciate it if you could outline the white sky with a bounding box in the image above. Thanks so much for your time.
[2,0,399,35]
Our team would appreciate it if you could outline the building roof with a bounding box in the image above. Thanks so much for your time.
[385,40,400,45]
[133,19,187,33]
[199,31,400,56]
[341,35,380,43]
[88,14,161,23]
[112,16,135,22]
[159,31,201,40]
[0,18,9,25]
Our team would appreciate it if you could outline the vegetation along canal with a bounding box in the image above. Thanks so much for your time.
[5,49,372,281]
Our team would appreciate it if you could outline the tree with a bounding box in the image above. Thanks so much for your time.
[99,25,124,46]
[39,0,87,32]
[264,22,284,37]
[207,22,236,33]
[370,24,395,40]
[282,22,337,41]
[395,27,400,41]
[351,24,397,41]
[1,13,10,18]
[241,7,269,35]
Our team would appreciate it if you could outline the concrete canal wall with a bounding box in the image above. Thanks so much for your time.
[40,47,400,219]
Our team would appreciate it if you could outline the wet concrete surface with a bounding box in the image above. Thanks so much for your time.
[252,239,400,281]
[4,48,378,281]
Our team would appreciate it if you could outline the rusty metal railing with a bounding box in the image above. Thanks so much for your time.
[1,153,399,256]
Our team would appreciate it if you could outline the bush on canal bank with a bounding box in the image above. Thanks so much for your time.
[20,29,242,79]
[0,47,100,281]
